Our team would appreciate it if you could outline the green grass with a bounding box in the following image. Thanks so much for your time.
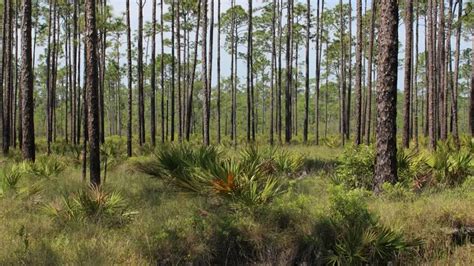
[0,143,472,264]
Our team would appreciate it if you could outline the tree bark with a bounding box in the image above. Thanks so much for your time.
[126,0,132,156]
[151,0,157,146]
[185,0,202,141]
[21,0,35,161]
[160,0,165,143]
[303,0,310,144]
[354,0,363,145]
[202,0,209,146]
[374,0,398,193]
[427,0,436,150]
[470,35,474,136]
[217,0,221,143]
[285,0,293,144]
[402,0,413,148]
[138,0,145,145]
[365,0,376,145]
[85,0,101,186]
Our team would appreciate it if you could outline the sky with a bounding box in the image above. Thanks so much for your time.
[99,0,471,89]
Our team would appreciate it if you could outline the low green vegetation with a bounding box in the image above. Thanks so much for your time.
[0,137,472,264]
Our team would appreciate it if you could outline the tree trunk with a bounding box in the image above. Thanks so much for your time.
[161,0,165,143]
[365,0,376,145]
[470,35,474,136]
[85,0,101,186]
[402,0,413,148]
[138,0,145,145]
[303,0,310,144]
[427,0,436,150]
[414,0,419,147]
[285,0,293,144]
[374,0,398,193]
[339,0,346,146]
[438,0,447,140]
[3,0,12,155]
[354,0,363,145]
[126,0,132,157]
[346,0,352,141]
[185,0,202,141]
[202,0,209,146]
[217,0,221,143]
[151,0,157,146]
[21,0,35,161]
[177,0,182,142]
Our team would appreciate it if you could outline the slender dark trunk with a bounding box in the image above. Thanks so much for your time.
[160,0,165,143]
[202,0,209,146]
[270,0,277,145]
[427,0,436,150]
[414,0,419,147]
[402,0,413,148]
[3,0,12,155]
[303,0,310,144]
[217,0,221,143]
[339,0,346,146]
[285,0,293,144]
[85,0,101,186]
[185,0,202,141]
[126,0,132,156]
[207,0,214,144]
[365,0,376,145]
[151,0,157,146]
[354,0,363,145]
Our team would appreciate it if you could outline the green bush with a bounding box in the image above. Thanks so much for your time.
[334,145,375,190]
[17,155,65,179]
[135,145,290,207]
[43,185,136,227]
[324,186,420,265]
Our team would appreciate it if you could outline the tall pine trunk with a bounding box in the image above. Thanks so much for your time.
[151,0,157,146]
[202,0,209,146]
[402,0,413,148]
[21,0,35,161]
[303,0,310,144]
[85,0,101,186]
[354,0,363,145]
[126,0,132,156]
[374,0,398,193]
[138,0,145,145]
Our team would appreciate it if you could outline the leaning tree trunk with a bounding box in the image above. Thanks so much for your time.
[21,0,35,161]
[85,0,101,186]
[374,0,398,193]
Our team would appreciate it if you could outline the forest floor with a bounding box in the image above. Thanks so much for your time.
[0,142,473,265]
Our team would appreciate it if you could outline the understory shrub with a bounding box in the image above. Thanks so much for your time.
[43,185,136,227]
[335,143,473,191]
[297,186,420,265]
[134,145,304,207]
